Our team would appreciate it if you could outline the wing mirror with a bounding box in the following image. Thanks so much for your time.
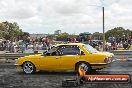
[43,51,47,56]
[81,51,85,55]
[78,51,85,55]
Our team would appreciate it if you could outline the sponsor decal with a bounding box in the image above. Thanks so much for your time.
[85,74,130,83]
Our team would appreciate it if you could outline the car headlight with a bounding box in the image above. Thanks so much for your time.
[15,57,21,64]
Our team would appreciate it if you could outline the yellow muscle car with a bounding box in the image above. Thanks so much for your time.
[15,43,115,74]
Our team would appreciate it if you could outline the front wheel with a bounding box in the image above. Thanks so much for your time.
[23,61,36,74]
[76,62,91,75]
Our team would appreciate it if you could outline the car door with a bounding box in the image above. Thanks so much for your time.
[59,45,81,70]
[39,46,61,71]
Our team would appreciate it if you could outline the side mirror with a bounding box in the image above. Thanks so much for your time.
[43,51,47,56]
[80,51,85,55]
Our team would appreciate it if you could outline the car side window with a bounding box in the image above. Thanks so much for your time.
[45,46,60,56]
[60,45,80,55]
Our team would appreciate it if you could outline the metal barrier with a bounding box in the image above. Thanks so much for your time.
[0,50,132,60]
[111,50,132,55]
[0,50,46,61]
[0,53,35,60]
[110,50,132,58]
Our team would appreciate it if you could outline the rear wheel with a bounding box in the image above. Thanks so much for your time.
[23,61,36,74]
[76,62,91,75]
[77,76,86,85]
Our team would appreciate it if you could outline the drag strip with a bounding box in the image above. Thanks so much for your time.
[0,60,132,88]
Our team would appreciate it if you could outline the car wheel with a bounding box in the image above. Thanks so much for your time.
[23,61,36,74]
[77,76,86,85]
[76,62,91,75]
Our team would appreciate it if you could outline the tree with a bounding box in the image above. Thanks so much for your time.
[105,27,132,40]
[21,32,30,40]
[0,21,29,41]
[54,30,61,35]
[92,32,103,40]
[56,32,69,41]
[79,32,92,41]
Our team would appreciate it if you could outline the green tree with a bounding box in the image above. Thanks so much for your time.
[56,32,69,41]
[20,32,30,40]
[79,32,91,41]
[92,32,103,40]
[105,27,132,40]
[0,21,29,41]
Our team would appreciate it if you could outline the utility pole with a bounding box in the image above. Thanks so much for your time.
[102,7,105,51]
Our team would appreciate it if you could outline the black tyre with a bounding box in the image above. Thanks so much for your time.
[76,62,91,75]
[23,61,36,74]
[77,76,86,85]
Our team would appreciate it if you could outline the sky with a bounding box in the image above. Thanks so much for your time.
[0,0,132,34]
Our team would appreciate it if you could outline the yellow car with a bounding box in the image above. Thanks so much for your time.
[15,43,115,74]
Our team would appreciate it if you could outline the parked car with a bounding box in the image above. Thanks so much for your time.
[15,43,115,74]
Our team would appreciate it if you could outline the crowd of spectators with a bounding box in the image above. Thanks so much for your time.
[0,37,52,53]
[88,37,132,51]
[105,36,132,51]
[67,36,132,51]
[0,36,132,53]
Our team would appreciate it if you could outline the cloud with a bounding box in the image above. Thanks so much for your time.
[0,0,38,19]
[0,0,132,34]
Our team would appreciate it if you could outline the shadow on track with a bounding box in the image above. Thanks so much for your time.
[16,70,110,76]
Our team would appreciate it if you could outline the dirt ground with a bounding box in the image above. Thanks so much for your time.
[0,61,132,88]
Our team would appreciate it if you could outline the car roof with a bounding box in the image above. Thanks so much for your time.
[56,43,85,46]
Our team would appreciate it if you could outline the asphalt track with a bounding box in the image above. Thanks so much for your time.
[0,60,132,88]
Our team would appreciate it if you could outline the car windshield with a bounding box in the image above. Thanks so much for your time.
[84,44,99,53]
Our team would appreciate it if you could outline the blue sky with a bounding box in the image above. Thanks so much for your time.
[0,0,132,34]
